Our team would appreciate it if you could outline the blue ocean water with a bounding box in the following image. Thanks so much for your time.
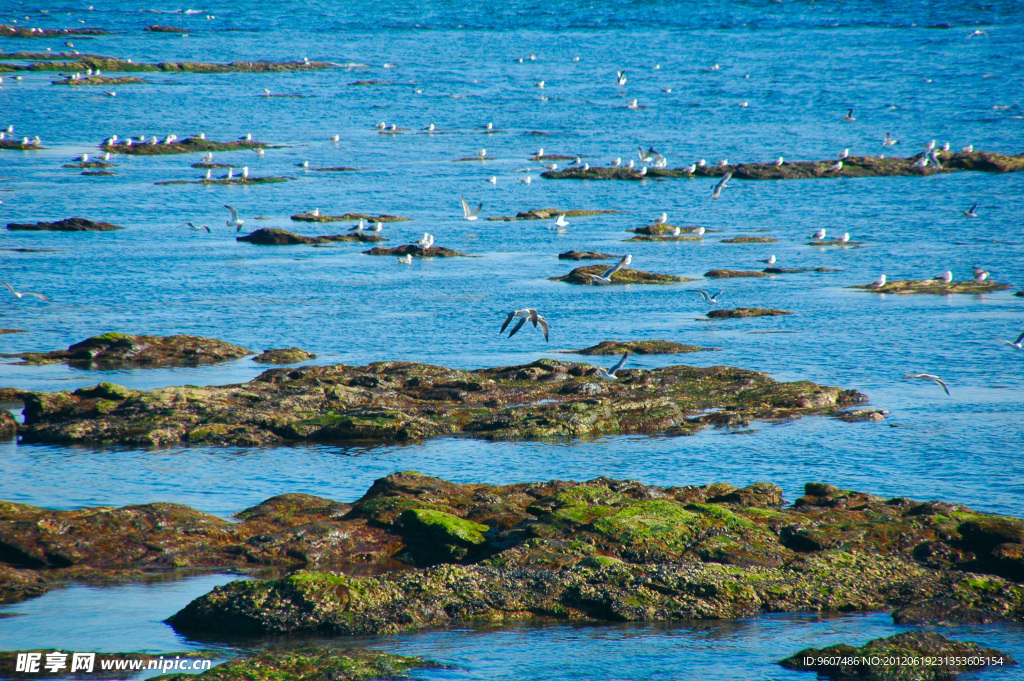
[1,0,1023,677]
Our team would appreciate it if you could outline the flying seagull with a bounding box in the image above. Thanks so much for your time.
[500,308,549,342]
[962,203,978,218]
[1,281,51,302]
[843,108,856,122]
[585,254,632,285]
[224,205,244,231]
[554,214,569,228]
[711,172,732,200]
[460,196,482,221]
[990,331,1024,350]
[695,290,724,304]
[596,352,629,380]
[903,373,950,395]
[187,221,211,232]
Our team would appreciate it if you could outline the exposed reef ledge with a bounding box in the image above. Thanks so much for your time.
[102,137,273,156]
[17,57,334,73]
[551,266,692,285]
[850,279,1010,295]
[165,475,1024,639]
[237,228,384,245]
[152,649,442,681]
[7,217,122,232]
[11,358,866,446]
[561,340,717,355]
[542,151,1024,181]
[2,333,251,369]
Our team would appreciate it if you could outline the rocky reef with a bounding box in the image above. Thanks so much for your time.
[0,140,44,150]
[0,650,214,680]
[779,631,1016,680]
[103,137,270,156]
[707,308,792,319]
[628,225,704,235]
[15,56,332,73]
[624,235,701,242]
[2,333,251,369]
[485,208,620,221]
[157,474,1024,638]
[291,213,409,223]
[0,25,107,38]
[156,176,291,186]
[144,25,189,33]
[850,280,1010,295]
[237,228,384,245]
[364,245,467,257]
[704,269,771,279]
[720,236,777,243]
[7,217,122,232]
[543,151,1024,181]
[557,251,617,261]
[8,357,865,447]
[253,348,317,364]
[563,340,716,355]
[551,265,692,285]
[152,649,441,681]
[52,75,147,86]
[764,267,839,274]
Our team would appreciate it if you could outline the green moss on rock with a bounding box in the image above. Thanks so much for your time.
[563,340,716,355]
[551,265,692,285]
[850,279,1010,295]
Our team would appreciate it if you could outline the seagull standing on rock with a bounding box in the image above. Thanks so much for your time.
[811,228,827,241]
[655,212,668,225]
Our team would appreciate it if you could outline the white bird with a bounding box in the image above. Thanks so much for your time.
[477,149,487,159]
[611,158,621,167]
[811,228,827,241]
[544,163,558,171]
[838,232,850,243]
[312,208,321,217]
[830,160,844,171]
[990,331,1024,350]
[683,163,696,174]
[499,308,549,342]
[941,142,950,152]
[903,373,950,395]
[187,221,211,233]
[883,132,899,146]
[241,133,252,141]
[934,271,953,283]
[203,152,213,163]
[974,270,989,282]
[241,166,249,180]
[962,203,978,218]
[667,227,681,237]
[627,99,639,110]
[460,196,482,221]
[255,148,265,158]
[1,281,51,303]
[962,144,974,153]
[225,168,234,181]
[369,222,383,234]
[486,176,497,184]
[375,122,386,130]
[616,70,627,86]
[426,124,436,132]
[843,108,856,122]
[929,149,943,169]
[329,134,340,142]
[582,163,590,171]
[485,122,493,131]
[839,148,850,159]
[695,226,706,237]
[914,156,929,168]
[398,254,413,264]
[967,29,988,38]
[695,290,724,304]
[536,148,545,158]
[711,172,732,200]
[102,152,110,161]
[76,153,89,163]
[924,140,936,151]
[775,157,784,166]
[655,212,668,225]
[638,167,647,176]
[554,214,569,228]
[416,233,434,250]
[717,159,729,167]
[869,274,887,288]
[349,219,365,232]
[520,176,532,185]
[584,254,632,285]
[203,169,212,180]
[697,159,706,167]
[535,80,545,88]
[761,255,777,265]
[224,205,244,231]
[596,352,629,380]
[626,160,635,169]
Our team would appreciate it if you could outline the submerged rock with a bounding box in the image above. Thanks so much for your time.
[764,267,839,274]
[151,649,441,681]
[628,224,703,235]
[551,265,692,285]
[364,245,467,257]
[624,235,702,242]
[291,213,409,223]
[557,251,617,261]
[707,308,792,319]
[144,24,188,33]
[485,208,620,221]
[253,348,317,364]
[6,217,122,232]
[237,228,384,245]
[12,357,865,447]
[159,475,1024,638]
[564,340,716,355]
[704,269,771,279]
[5,333,251,369]
[779,631,1016,680]
[52,75,147,86]
[850,279,1010,295]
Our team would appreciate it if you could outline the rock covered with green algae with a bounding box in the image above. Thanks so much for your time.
[165,475,1024,638]
[364,245,467,258]
[0,650,215,680]
[563,340,716,355]
[102,137,271,156]
[237,228,384,245]
[558,250,617,261]
[52,75,147,86]
[707,308,792,319]
[291,213,409,223]
[485,208,620,221]
[6,333,251,369]
[17,56,332,73]
[551,265,692,285]
[779,631,1016,680]
[12,357,865,446]
[850,279,1010,295]
[704,269,772,279]
[253,348,317,364]
[721,236,777,243]
[150,648,442,681]
[624,234,702,243]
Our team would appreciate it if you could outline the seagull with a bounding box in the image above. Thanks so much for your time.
[187,221,211,232]
[838,232,851,243]
[203,152,213,163]
[554,214,569,228]
[962,144,974,153]
[584,254,632,285]
[883,132,899,146]
[914,156,929,169]
[349,219,365,232]
[224,205,244,231]
[1,281,51,303]
[711,172,732,200]
[486,176,497,184]
[990,331,1024,350]
[416,233,434,250]
[425,124,436,132]
[477,149,487,159]
[695,290,724,304]
[934,271,953,283]
[683,163,696,174]
[967,29,988,38]
[962,203,979,218]
[369,222,383,234]
[667,227,681,237]
[869,274,887,288]
[485,122,494,131]
[616,70,627,86]
[627,99,641,110]
[241,167,249,180]
[929,149,943,169]
[544,163,558,171]
[717,159,729,167]
[460,196,482,221]
[761,255,777,265]
[811,228,827,241]
[611,158,621,167]
[226,168,234,181]
[203,169,212,180]
[638,167,647,176]
[843,108,856,122]
[839,148,850,159]
[697,159,706,167]
[255,148,265,158]
[596,352,629,381]
[924,140,936,151]
[775,157,784,166]
[830,160,844,171]
[500,309,549,342]
[535,80,545,88]
[654,212,668,225]
[76,153,89,163]
[974,270,990,282]
[695,226,706,237]
[329,134,340,142]
[312,208,321,217]
[520,176,533,185]
[903,373,950,395]
[398,254,413,264]
[240,133,252,141]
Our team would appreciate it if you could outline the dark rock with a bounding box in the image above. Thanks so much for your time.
[0,25,107,38]
[485,208,620,221]
[720,236,777,243]
[237,228,384,245]
[253,348,317,364]
[779,631,1015,680]
[52,76,147,86]
[144,25,188,32]
[564,340,716,355]
[707,308,792,319]
[103,137,274,156]
[764,267,840,274]
[290,213,409,223]
[150,648,441,681]
[558,251,616,260]
[850,279,1010,295]
[628,224,704,235]
[364,245,467,257]
[704,269,772,278]
[551,266,692,285]
[6,333,251,369]
[6,217,122,232]
[0,412,15,440]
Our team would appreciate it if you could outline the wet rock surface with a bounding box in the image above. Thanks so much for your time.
[11,357,864,446]
[52,75,147,86]
[6,217,122,232]
[486,208,620,221]
[624,234,702,242]
[364,245,467,257]
[628,224,703,235]
[237,228,384,245]
[557,251,616,260]
[15,56,332,73]
[779,631,1016,680]
[704,269,772,279]
[0,140,44,150]
[551,266,692,285]
[253,348,317,364]
[0,651,215,680]
[103,137,272,156]
[291,213,409,223]
[563,340,716,355]
[3,333,251,369]
[0,25,107,38]
[144,25,189,33]
[707,308,793,319]
[720,236,778,243]
[151,648,441,681]
[850,280,1011,295]
[160,475,1024,638]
